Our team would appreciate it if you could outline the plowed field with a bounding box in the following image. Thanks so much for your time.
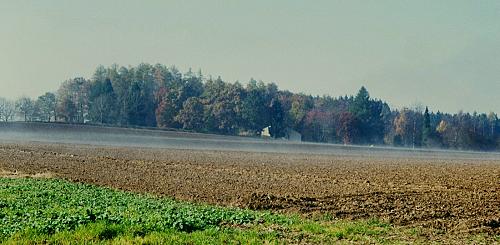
[1,142,500,235]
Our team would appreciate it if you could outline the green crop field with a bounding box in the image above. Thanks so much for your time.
[0,177,496,244]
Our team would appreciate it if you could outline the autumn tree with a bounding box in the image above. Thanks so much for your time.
[288,93,314,133]
[202,78,244,134]
[488,112,498,140]
[112,66,133,125]
[156,87,180,128]
[240,79,274,134]
[155,69,204,128]
[36,92,57,122]
[57,97,77,123]
[394,108,423,147]
[88,79,117,124]
[337,111,358,145]
[175,97,204,130]
[303,109,335,142]
[125,82,147,126]
[57,78,89,123]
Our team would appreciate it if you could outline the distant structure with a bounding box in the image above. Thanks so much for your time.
[261,126,272,139]
[261,126,302,142]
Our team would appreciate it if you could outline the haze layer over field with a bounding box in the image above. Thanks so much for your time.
[1,122,499,160]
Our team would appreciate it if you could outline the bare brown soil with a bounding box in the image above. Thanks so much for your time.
[0,169,54,179]
[1,142,500,234]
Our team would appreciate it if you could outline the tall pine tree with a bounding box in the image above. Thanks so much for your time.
[422,106,432,146]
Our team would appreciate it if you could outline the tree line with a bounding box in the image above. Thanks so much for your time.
[1,63,498,151]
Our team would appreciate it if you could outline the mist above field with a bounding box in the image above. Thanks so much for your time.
[1,122,499,161]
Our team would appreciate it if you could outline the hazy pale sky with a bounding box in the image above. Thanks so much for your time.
[1,0,499,113]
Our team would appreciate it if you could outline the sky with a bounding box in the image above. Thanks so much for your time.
[1,0,499,114]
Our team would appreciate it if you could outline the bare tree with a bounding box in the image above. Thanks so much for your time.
[0,97,16,122]
[15,97,35,121]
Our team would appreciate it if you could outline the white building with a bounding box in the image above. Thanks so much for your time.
[261,126,302,142]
